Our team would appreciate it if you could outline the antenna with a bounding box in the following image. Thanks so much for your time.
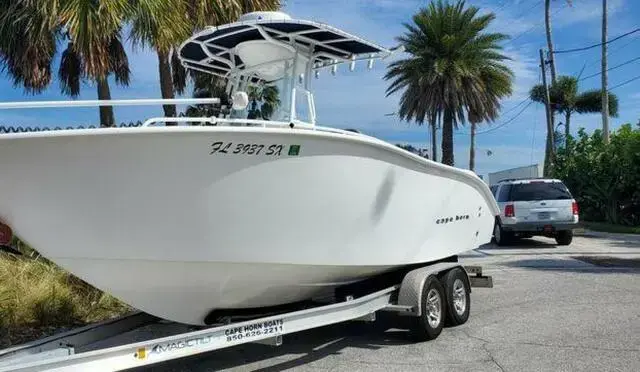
[349,56,356,71]
[331,60,337,75]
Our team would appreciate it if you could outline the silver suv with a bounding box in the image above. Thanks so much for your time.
[489,178,579,246]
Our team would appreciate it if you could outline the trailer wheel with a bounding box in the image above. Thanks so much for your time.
[442,268,470,326]
[412,276,444,341]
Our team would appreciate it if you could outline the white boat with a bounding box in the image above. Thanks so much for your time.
[0,11,499,326]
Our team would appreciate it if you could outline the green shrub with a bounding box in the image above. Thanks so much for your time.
[554,123,640,226]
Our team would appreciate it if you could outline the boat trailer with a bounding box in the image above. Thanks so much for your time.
[0,263,492,372]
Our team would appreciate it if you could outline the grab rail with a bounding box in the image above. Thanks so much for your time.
[141,117,317,129]
[0,96,366,139]
[0,98,220,110]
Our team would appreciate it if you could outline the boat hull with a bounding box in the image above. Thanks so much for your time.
[0,127,498,325]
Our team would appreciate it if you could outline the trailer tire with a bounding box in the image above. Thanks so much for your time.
[442,268,470,326]
[411,276,444,341]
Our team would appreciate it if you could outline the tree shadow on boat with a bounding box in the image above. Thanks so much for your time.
[132,312,417,372]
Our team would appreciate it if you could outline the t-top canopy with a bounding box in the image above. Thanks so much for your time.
[178,11,392,83]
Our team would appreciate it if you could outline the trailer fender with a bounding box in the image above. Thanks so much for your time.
[396,262,468,317]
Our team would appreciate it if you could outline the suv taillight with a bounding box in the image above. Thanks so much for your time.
[505,204,515,217]
[572,201,579,215]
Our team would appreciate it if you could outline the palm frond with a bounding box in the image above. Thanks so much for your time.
[575,90,619,117]
[128,0,190,53]
[0,0,60,93]
[171,49,188,95]
[186,0,280,29]
[58,42,83,97]
[108,33,130,86]
[58,0,133,79]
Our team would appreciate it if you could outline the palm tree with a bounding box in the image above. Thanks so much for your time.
[129,0,191,118]
[247,85,280,120]
[467,66,513,172]
[0,0,58,94]
[468,116,479,172]
[544,0,572,84]
[183,72,230,119]
[58,0,133,127]
[0,0,132,127]
[384,0,513,166]
[131,0,282,120]
[530,75,619,149]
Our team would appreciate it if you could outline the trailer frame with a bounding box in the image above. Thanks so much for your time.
[0,263,492,372]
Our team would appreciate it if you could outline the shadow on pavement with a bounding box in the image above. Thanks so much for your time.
[499,257,640,274]
[132,313,421,372]
[573,256,640,268]
[578,232,640,250]
[480,238,558,250]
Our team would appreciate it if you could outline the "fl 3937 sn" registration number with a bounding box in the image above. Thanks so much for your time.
[209,142,301,156]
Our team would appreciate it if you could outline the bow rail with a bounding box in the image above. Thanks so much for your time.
[0,98,220,110]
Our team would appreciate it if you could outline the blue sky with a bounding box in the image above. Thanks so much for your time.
[1,0,639,178]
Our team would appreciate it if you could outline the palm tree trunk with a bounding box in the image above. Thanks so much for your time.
[544,0,557,84]
[441,108,454,166]
[469,122,476,171]
[431,120,437,162]
[96,76,115,127]
[157,49,177,120]
[565,111,571,149]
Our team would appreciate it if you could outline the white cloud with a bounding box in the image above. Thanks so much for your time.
[503,46,540,102]
[554,0,624,28]
[629,92,640,100]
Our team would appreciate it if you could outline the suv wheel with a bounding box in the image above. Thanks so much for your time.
[555,230,573,245]
[493,222,512,246]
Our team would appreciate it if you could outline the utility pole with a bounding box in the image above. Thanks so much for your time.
[544,0,557,84]
[540,49,555,176]
[602,0,610,143]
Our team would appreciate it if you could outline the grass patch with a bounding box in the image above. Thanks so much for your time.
[580,221,640,235]
[0,252,133,347]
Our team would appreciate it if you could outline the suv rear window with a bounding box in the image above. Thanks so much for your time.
[509,182,572,201]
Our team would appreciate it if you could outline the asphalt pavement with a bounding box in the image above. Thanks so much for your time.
[127,232,640,372]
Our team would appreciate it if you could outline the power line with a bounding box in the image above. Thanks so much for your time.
[609,75,640,90]
[476,99,534,135]
[492,0,513,14]
[554,27,640,54]
[576,33,640,76]
[456,96,531,136]
[507,3,567,45]
[579,55,640,81]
